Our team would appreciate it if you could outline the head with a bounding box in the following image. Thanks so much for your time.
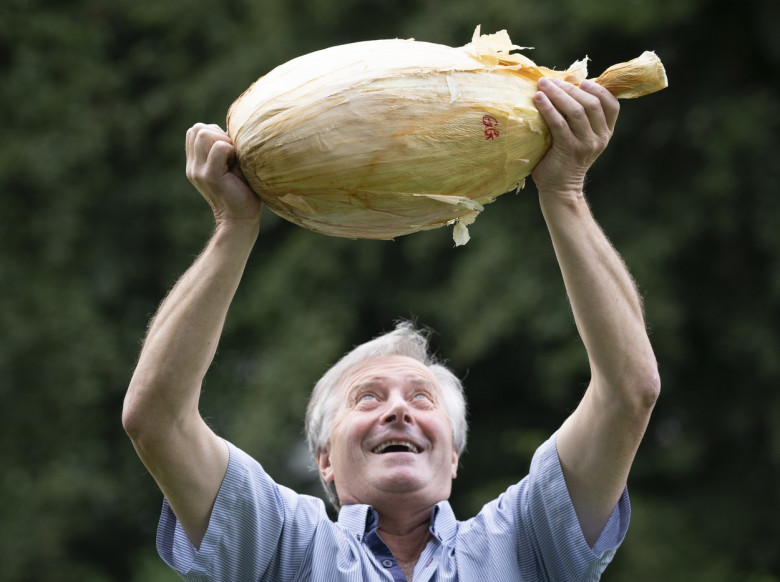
[305,322,467,509]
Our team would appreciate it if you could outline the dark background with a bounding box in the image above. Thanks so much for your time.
[1,0,779,579]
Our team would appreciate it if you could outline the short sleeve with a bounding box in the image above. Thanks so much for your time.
[521,431,631,580]
[454,432,630,582]
[156,440,329,581]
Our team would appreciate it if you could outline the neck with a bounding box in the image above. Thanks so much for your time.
[375,508,432,566]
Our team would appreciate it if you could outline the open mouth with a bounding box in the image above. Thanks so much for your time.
[372,440,420,454]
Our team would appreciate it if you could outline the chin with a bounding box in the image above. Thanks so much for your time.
[369,472,426,494]
[379,475,450,499]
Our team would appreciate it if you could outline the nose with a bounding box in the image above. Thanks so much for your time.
[382,396,412,425]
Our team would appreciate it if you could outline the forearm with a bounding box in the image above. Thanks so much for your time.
[123,220,259,435]
[531,75,659,545]
[539,190,658,404]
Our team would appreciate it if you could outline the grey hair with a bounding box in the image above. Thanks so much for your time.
[305,321,468,509]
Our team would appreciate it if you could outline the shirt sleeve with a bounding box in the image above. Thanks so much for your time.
[156,439,329,582]
[457,431,630,582]
[519,431,631,580]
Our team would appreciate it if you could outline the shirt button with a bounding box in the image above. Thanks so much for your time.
[381,559,394,568]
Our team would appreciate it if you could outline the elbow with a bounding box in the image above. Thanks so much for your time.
[122,387,146,442]
[600,357,660,416]
[122,376,194,450]
[632,359,661,413]
[641,375,661,411]
[122,390,168,459]
[122,377,164,445]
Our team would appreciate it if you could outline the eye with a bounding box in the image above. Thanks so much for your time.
[352,391,381,407]
[412,392,435,406]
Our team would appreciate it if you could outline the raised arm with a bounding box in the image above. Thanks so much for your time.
[532,78,661,546]
[122,124,263,548]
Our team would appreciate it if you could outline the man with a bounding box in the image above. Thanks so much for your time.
[123,76,660,581]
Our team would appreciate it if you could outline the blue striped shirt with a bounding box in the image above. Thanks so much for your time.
[157,432,629,581]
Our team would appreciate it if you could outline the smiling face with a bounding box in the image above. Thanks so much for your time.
[317,355,459,509]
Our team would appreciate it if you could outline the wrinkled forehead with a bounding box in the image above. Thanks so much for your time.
[340,354,440,395]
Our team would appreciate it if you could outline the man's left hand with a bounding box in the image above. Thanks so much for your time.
[531,78,620,197]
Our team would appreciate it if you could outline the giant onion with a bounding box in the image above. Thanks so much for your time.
[227,27,667,244]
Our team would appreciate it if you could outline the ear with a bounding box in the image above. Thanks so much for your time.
[317,449,335,483]
[451,448,459,480]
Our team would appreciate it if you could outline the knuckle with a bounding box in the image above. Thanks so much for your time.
[569,104,587,121]
[189,122,207,135]
[548,116,569,132]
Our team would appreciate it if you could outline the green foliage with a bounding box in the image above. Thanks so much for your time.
[2,0,779,579]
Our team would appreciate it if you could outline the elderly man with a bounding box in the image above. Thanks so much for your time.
[123,76,660,581]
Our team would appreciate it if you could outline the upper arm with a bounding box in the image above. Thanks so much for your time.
[556,374,658,546]
[125,410,229,549]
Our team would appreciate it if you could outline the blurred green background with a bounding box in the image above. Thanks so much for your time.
[2,0,779,579]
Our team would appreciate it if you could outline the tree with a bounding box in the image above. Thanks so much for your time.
[1,0,778,579]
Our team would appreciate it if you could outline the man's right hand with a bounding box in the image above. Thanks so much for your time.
[186,123,263,226]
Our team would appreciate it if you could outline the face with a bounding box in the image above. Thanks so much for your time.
[317,355,459,508]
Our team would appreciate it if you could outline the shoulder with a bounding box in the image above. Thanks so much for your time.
[463,432,562,526]
[454,433,630,579]
[158,439,334,580]
[210,440,332,533]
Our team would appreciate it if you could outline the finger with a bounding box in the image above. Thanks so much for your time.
[563,79,619,136]
[187,124,233,176]
[539,77,607,138]
[533,86,571,139]
[186,123,230,155]
[535,79,595,142]
[535,79,585,144]
[186,124,213,169]
[205,139,235,179]
[579,79,620,132]
[185,124,205,180]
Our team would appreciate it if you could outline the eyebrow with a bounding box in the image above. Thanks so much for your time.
[347,377,387,396]
[347,375,435,398]
[406,376,435,390]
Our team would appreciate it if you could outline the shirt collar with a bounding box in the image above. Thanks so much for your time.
[337,504,375,540]
[428,501,457,542]
[337,501,458,543]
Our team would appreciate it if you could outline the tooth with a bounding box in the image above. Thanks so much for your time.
[372,440,419,453]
